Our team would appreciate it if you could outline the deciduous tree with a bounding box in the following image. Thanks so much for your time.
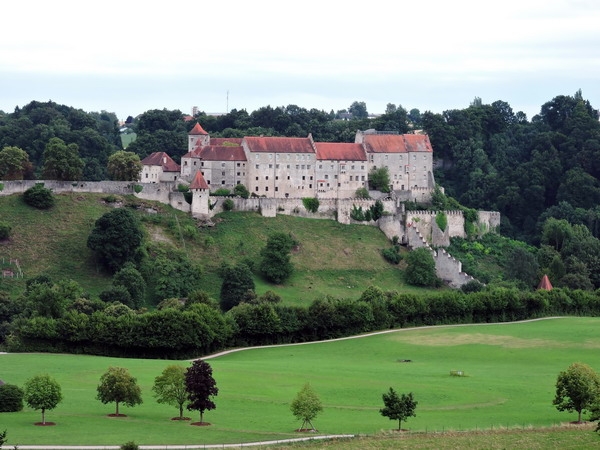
[87,208,144,273]
[380,388,417,430]
[260,232,296,284]
[42,137,84,181]
[0,146,31,180]
[404,247,439,287]
[107,150,143,181]
[553,362,600,423]
[185,360,218,424]
[24,374,63,424]
[0,383,24,412]
[152,365,187,420]
[290,383,323,432]
[219,263,255,311]
[368,167,391,193]
[96,367,143,416]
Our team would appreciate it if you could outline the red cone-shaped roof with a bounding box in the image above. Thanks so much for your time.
[537,274,553,291]
[190,171,209,190]
[189,122,208,135]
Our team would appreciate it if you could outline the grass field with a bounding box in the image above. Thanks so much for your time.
[1,317,599,446]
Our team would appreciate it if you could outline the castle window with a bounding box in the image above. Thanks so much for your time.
[221,163,225,167]
[276,164,280,169]
[265,186,269,191]
[221,180,225,185]
[222,172,225,176]
[276,176,279,180]
[256,176,259,180]
[310,176,313,180]
[266,176,269,180]
[301,165,305,170]
[237,172,241,176]
[302,176,305,180]
[237,163,241,167]
[184,161,188,166]
[275,187,278,191]
[309,184,312,188]
[193,161,197,166]
[256,164,259,169]
[255,186,259,191]
[325,174,329,179]
[349,176,353,181]
[307,165,310,169]
[269,164,273,169]
[319,164,322,169]
[201,162,204,167]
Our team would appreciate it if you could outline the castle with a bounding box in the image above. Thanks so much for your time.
[140,123,436,202]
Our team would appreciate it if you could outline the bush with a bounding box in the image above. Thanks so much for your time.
[435,212,448,232]
[23,183,55,209]
[223,198,234,211]
[355,187,370,199]
[213,188,231,196]
[177,184,189,192]
[234,184,250,199]
[382,247,402,264]
[120,442,139,450]
[0,222,11,240]
[133,184,143,193]
[302,197,319,213]
[0,383,25,412]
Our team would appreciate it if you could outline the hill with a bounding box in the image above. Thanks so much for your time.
[0,192,428,305]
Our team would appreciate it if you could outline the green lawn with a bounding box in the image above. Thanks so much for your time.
[1,317,599,446]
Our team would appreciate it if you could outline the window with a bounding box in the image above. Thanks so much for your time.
[310,176,313,180]
[269,164,273,169]
[256,176,259,180]
[222,171,225,176]
[255,164,259,169]
[276,164,280,169]
[309,183,312,188]
[296,165,300,170]
[361,175,365,181]
[237,163,241,167]
[350,176,353,181]
[287,176,290,180]
[193,161,197,166]
[334,174,338,179]
[307,165,311,169]
[361,165,364,170]
[201,162,204,167]
[275,187,278,191]
[255,186,259,191]
[221,180,225,184]
[413,155,417,160]
[266,176,269,180]
[301,165,305,170]
[276,176,279,180]
[221,163,225,167]
[351,165,355,170]
[237,172,241,176]
[319,164,322,169]
[302,176,305,180]
[265,186,269,191]
[287,165,290,169]
[184,161,188,166]
[325,174,329,179]
[145,173,148,178]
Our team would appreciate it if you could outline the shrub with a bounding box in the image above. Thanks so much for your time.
[177,184,189,192]
[0,182,4,191]
[133,184,143,193]
[382,247,402,264]
[302,197,319,213]
[355,187,370,199]
[435,212,448,232]
[103,194,118,203]
[213,188,231,196]
[350,205,366,221]
[0,383,24,412]
[234,184,250,199]
[0,222,11,240]
[120,442,139,450]
[223,198,234,211]
[23,183,55,209]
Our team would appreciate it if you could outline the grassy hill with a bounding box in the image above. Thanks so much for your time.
[0,192,431,305]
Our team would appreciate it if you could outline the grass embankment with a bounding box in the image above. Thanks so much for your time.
[0,193,422,304]
[1,317,599,445]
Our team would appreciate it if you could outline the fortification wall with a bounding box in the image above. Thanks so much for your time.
[405,210,465,245]
[435,248,475,288]
[378,215,404,242]
[168,192,191,213]
[478,211,501,233]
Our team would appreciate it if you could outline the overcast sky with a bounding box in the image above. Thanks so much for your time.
[2,0,599,121]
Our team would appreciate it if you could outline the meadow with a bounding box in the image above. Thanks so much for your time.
[1,317,599,446]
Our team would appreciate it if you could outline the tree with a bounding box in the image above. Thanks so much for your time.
[290,383,323,432]
[380,388,417,430]
[112,263,146,309]
[0,146,31,180]
[348,101,368,119]
[23,374,63,424]
[23,183,55,209]
[87,208,144,273]
[0,383,24,412]
[96,367,143,416]
[107,150,143,181]
[233,183,250,199]
[42,137,84,181]
[0,429,6,447]
[152,365,187,420]
[404,247,439,287]
[219,263,255,311]
[553,362,600,423]
[260,232,296,284]
[368,167,391,193]
[185,360,218,424]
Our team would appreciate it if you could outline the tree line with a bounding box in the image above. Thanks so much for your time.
[6,284,600,358]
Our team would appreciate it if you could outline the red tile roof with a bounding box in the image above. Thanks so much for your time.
[362,134,433,153]
[189,122,208,135]
[244,136,315,153]
[537,274,553,291]
[403,134,433,152]
[315,142,366,161]
[140,152,180,172]
[199,145,247,161]
[210,137,243,146]
[190,171,209,190]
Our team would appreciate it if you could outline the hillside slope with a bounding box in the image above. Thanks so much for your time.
[0,192,424,304]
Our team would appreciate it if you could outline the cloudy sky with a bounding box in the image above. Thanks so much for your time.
[2,0,599,121]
